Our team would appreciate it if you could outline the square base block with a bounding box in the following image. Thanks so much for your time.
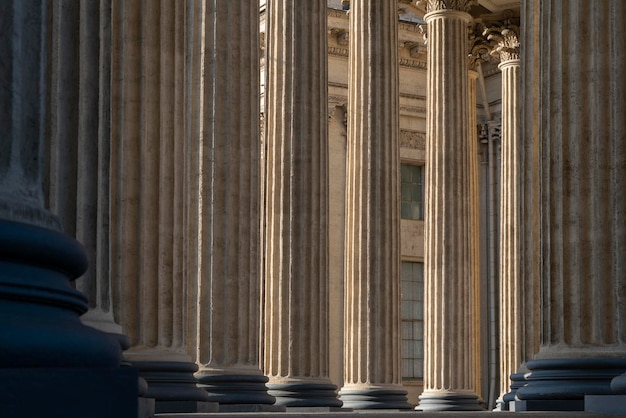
[155,400,219,413]
[585,395,626,414]
[0,366,138,418]
[512,399,585,411]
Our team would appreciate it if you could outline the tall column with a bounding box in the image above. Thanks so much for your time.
[515,0,626,411]
[339,0,411,410]
[45,0,123,336]
[110,1,211,413]
[263,1,340,408]
[483,19,531,409]
[0,1,136,416]
[417,0,483,411]
[468,62,484,408]
[191,1,275,411]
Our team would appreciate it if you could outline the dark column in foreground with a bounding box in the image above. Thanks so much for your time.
[0,1,137,417]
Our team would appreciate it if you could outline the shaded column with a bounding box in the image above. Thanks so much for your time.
[515,0,626,411]
[109,0,211,413]
[263,0,341,408]
[0,1,136,416]
[483,18,531,410]
[45,0,123,336]
[339,0,411,410]
[190,1,275,411]
[416,0,483,411]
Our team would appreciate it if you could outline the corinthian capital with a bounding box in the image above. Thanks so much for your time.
[467,20,498,70]
[483,17,520,62]
[418,0,477,13]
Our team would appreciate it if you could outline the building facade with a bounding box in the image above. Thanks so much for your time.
[1,0,625,416]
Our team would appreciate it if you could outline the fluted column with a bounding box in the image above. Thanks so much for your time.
[515,0,626,410]
[110,1,210,412]
[0,1,136,416]
[417,0,482,411]
[483,19,529,409]
[191,1,275,410]
[263,1,340,408]
[339,0,410,410]
[45,0,123,336]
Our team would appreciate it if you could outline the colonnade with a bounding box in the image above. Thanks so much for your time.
[1,0,625,415]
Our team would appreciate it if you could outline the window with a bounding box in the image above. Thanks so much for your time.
[401,164,424,220]
[401,261,424,379]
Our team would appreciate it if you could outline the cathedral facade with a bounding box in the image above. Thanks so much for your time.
[1,0,625,417]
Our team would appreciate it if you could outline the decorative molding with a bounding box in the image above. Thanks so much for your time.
[328,46,349,57]
[400,130,427,150]
[418,0,477,13]
[400,105,427,115]
[328,8,348,19]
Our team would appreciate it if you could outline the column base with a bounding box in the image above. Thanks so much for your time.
[0,219,125,369]
[132,361,211,412]
[611,372,626,394]
[338,385,411,409]
[500,371,527,411]
[515,357,626,411]
[268,382,343,407]
[0,366,138,418]
[416,390,484,411]
[197,373,276,405]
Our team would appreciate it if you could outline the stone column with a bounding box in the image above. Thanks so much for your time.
[483,19,530,409]
[109,1,211,413]
[468,63,483,407]
[515,0,626,411]
[416,0,483,411]
[190,1,275,411]
[339,0,411,410]
[263,1,341,408]
[0,1,136,416]
[45,0,123,336]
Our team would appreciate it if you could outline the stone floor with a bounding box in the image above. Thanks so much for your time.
[157,413,623,418]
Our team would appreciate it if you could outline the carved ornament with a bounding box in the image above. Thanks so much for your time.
[483,17,520,62]
[417,0,477,13]
[400,130,427,150]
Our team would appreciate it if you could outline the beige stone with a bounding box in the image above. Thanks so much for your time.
[340,0,410,410]
[263,0,340,406]
[418,0,482,411]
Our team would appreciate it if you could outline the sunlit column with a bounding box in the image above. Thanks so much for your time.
[263,0,341,408]
[339,0,411,410]
[417,0,483,411]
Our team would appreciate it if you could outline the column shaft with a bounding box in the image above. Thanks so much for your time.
[497,57,525,407]
[45,0,122,335]
[192,0,274,409]
[110,0,209,412]
[418,2,482,411]
[516,0,626,408]
[263,0,340,408]
[339,0,410,410]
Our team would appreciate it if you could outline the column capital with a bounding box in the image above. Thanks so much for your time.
[483,17,521,63]
[418,0,477,13]
[467,20,498,70]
